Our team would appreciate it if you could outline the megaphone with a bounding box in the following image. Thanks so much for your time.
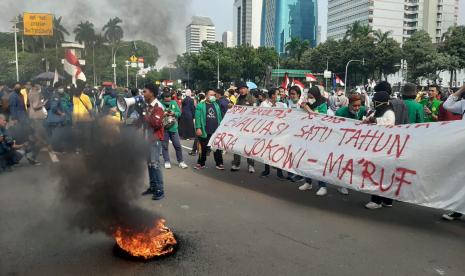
[117,95,145,113]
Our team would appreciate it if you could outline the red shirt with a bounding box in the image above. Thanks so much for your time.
[438,102,462,121]
[144,105,165,141]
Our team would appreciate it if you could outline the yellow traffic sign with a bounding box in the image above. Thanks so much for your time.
[23,13,53,36]
[129,55,138,63]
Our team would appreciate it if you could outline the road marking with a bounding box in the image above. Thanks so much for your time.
[48,151,60,163]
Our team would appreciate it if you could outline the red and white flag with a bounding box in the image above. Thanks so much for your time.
[64,49,86,84]
[305,73,317,82]
[335,75,345,86]
[280,73,290,90]
[292,79,305,92]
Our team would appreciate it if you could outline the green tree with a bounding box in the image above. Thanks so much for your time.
[402,30,436,82]
[440,26,465,86]
[285,37,310,62]
[103,17,124,45]
[344,21,372,41]
[74,21,95,56]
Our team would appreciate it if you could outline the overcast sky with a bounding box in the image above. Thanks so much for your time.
[0,0,464,65]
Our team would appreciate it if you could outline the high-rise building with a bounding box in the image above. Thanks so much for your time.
[222,31,235,47]
[327,0,459,44]
[186,16,216,53]
[233,0,263,47]
[261,0,318,54]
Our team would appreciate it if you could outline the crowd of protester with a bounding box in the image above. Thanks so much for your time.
[1,78,464,219]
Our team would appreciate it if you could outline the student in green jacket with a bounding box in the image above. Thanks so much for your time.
[401,83,424,124]
[420,84,442,122]
[161,91,188,169]
[335,93,367,120]
[194,89,224,170]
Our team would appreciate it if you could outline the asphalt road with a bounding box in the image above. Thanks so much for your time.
[1,142,464,276]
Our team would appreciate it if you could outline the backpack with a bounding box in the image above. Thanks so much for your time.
[390,99,410,125]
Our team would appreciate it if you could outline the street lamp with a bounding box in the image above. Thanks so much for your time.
[344,58,365,94]
[10,17,19,82]
[204,48,220,89]
[112,42,131,86]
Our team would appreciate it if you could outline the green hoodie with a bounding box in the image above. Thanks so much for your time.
[195,101,223,138]
[162,100,181,132]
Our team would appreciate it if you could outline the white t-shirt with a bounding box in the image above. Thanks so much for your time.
[376,110,396,126]
[260,100,287,108]
[444,95,465,120]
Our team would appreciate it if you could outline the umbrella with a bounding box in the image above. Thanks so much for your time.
[32,71,64,81]
[246,81,258,90]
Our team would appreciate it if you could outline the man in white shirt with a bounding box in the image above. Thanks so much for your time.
[441,84,465,220]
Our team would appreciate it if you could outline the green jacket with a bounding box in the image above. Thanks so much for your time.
[315,102,328,114]
[162,100,181,132]
[335,106,367,120]
[195,101,223,138]
[420,98,441,122]
[404,99,425,124]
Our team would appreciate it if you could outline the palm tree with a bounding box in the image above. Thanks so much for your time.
[89,33,107,86]
[52,16,69,58]
[344,21,372,40]
[102,17,124,45]
[285,37,310,62]
[74,21,95,56]
[373,29,392,44]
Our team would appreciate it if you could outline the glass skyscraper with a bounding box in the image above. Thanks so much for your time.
[261,0,318,54]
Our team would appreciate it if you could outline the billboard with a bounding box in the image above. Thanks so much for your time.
[23,13,53,36]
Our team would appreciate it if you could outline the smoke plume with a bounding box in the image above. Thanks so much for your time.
[0,0,192,66]
[55,121,156,235]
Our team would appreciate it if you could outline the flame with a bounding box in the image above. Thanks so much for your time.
[113,219,177,259]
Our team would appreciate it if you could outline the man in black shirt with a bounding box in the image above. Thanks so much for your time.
[194,89,224,170]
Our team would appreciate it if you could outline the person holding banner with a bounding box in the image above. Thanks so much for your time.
[363,91,396,209]
[231,82,256,173]
[194,89,224,170]
[298,86,332,196]
[441,84,465,220]
[260,88,287,179]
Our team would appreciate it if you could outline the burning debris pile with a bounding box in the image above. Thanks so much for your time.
[55,122,177,261]
[114,219,177,260]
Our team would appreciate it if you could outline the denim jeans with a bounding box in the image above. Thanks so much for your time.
[162,131,184,163]
[232,154,254,167]
[148,140,164,193]
[305,178,326,188]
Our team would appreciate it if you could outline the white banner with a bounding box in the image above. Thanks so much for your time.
[209,106,465,213]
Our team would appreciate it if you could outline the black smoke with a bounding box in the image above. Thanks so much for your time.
[55,121,156,235]
[0,0,192,66]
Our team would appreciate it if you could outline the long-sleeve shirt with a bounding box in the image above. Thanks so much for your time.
[443,95,465,120]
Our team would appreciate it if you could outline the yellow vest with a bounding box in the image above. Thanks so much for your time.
[72,93,93,122]
[20,89,28,110]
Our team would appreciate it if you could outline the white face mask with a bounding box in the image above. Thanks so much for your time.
[208,96,216,102]
[308,98,316,105]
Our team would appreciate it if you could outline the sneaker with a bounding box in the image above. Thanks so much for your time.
[164,162,172,169]
[290,175,305,183]
[152,191,165,200]
[277,174,288,181]
[248,165,255,173]
[194,164,206,170]
[216,165,225,170]
[381,202,393,208]
[179,162,189,169]
[27,158,41,166]
[261,171,270,178]
[365,202,383,210]
[141,188,154,196]
[442,212,462,221]
[231,165,240,171]
[337,187,349,195]
[316,187,328,196]
[188,151,197,156]
[299,183,313,191]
